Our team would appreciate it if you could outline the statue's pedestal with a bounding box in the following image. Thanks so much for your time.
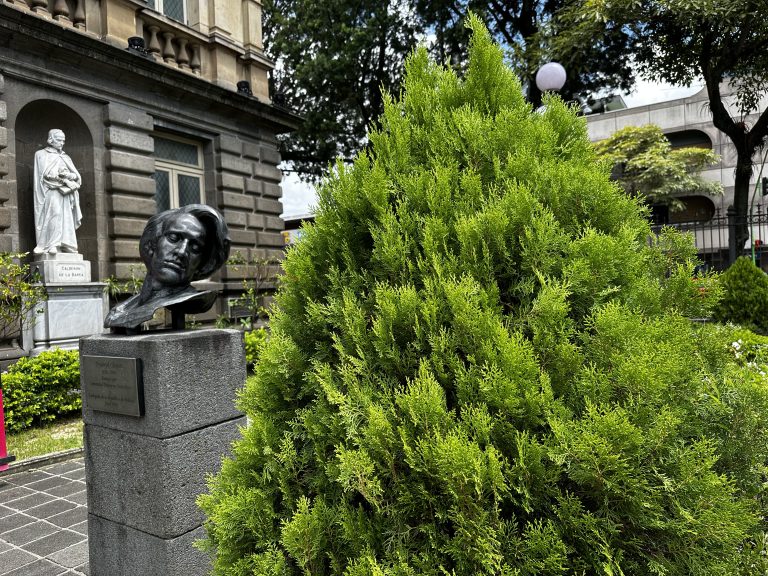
[29,283,108,354]
[31,253,91,283]
[80,329,246,576]
[27,254,107,354]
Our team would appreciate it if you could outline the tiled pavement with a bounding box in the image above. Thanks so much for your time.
[0,458,88,576]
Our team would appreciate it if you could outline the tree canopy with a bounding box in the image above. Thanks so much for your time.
[558,0,768,253]
[593,124,723,210]
[265,1,636,178]
[263,1,419,178]
[200,17,768,576]
[411,0,635,103]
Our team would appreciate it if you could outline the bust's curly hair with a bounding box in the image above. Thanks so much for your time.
[139,204,231,281]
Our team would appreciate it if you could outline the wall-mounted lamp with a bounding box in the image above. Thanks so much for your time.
[127,37,151,58]
[128,37,146,52]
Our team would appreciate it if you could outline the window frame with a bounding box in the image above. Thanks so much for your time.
[153,133,205,212]
[146,0,187,24]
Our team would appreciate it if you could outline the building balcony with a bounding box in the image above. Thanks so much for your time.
[2,0,273,101]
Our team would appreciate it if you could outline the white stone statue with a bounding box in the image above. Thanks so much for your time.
[33,129,83,255]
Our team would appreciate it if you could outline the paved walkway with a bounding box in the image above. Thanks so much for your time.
[0,458,88,576]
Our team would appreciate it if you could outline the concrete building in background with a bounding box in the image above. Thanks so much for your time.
[586,84,768,269]
[0,0,300,360]
[586,84,768,224]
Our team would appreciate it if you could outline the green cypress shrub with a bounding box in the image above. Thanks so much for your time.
[714,255,768,333]
[244,328,269,371]
[199,17,768,575]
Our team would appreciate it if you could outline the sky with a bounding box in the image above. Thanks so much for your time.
[621,77,704,108]
[280,78,706,218]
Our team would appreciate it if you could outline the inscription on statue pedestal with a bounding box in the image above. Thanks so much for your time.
[54,262,88,282]
[82,356,144,417]
[32,253,92,283]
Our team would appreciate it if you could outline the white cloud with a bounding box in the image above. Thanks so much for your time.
[621,76,704,108]
[280,170,318,219]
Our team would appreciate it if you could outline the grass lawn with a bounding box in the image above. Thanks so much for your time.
[5,416,84,462]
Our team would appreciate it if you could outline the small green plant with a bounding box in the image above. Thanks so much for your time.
[226,253,280,329]
[0,252,47,344]
[243,328,268,370]
[708,325,768,369]
[0,349,81,433]
[714,256,768,333]
[105,265,144,300]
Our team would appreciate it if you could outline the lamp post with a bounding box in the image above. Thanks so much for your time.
[534,62,567,113]
[534,62,594,115]
[535,62,567,93]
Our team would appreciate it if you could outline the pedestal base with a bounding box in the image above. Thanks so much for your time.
[80,329,246,575]
[87,516,210,576]
[84,416,245,537]
[30,283,108,354]
[31,253,91,283]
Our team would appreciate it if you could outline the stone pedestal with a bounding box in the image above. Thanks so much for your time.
[31,253,91,283]
[80,329,246,576]
[26,253,107,354]
[29,283,108,354]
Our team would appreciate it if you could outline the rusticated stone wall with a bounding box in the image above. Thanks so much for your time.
[103,103,156,280]
[0,4,299,338]
[0,74,12,253]
[100,105,288,287]
[215,134,285,283]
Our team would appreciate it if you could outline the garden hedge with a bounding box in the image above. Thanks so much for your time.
[1,349,81,433]
[714,255,768,333]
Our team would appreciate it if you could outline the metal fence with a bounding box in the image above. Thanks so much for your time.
[651,206,768,272]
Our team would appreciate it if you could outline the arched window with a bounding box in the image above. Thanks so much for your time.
[670,195,717,224]
[665,130,713,150]
[650,196,717,225]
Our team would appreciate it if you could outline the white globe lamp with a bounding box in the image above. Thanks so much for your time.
[535,62,567,93]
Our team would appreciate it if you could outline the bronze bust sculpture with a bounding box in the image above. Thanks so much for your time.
[105,204,231,332]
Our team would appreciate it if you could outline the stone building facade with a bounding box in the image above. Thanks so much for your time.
[0,0,299,357]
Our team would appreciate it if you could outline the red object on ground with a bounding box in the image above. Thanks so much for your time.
[0,388,15,472]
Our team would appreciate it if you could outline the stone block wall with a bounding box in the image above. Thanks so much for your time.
[103,103,156,280]
[0,88,288,324]
[0,72,20,359]
[0,74,12,253]
[214,134,285,282]
[0,1,299,351]
[97,115,287,321]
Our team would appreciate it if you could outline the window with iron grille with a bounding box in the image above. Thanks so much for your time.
[145,0,186,23]
[153,134,204,212]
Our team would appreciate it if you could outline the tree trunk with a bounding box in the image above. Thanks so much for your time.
[701,72,761,263]
[528,82,543,108]
[731,146,754,259]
